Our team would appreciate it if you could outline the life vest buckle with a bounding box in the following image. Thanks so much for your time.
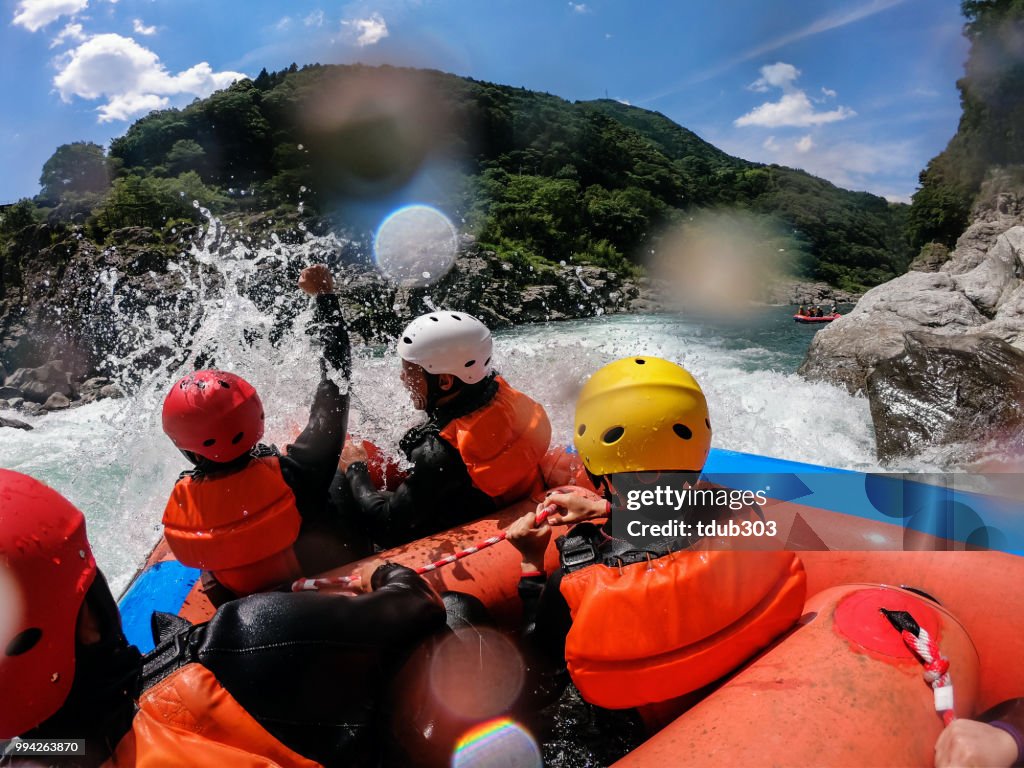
[557,524,604,573]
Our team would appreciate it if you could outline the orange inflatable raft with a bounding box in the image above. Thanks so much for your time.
[119,447,1024,766]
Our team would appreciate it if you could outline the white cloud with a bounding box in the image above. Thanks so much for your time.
[132,18,156,35]
[763,136,780,152]
[821,86,837,99]
[50,21,85,47]
[304,10,324,28]
[341,12,388,47]
[570,2,590,13]
[737,91,855,128]
[13,0,88,32]
[53,33,246,122]
[795,135,814,153]
[736,64,854,128]
[274,16,292,31]
[748,62,800,93]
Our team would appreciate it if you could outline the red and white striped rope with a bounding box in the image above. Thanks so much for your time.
[292,505,556,592]
[898,623,956,727]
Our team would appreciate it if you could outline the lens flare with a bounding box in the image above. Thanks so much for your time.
[647,209,802,315]
[428,627,525,720]
[452,718,542,768]
[374,204,458,287]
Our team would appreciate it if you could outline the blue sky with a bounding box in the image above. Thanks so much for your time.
[1,0,968,203]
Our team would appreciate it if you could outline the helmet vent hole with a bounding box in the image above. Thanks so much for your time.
[464,360,476,368]
[705,418,711,430]
[635,358,646,365]
[202,438,216,447]
[673,424,693,440]
[430,315,439,322]
[577,424,587,436]
[602,426,625,444]
[484,356,491,366]
[451,314,462,321]
[403,337,412,344]
[231,432,245,445]
[6,627,42,657]
[219,380,230,388]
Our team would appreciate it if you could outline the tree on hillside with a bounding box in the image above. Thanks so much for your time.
[909,0,1024,248]
[39,142,113,203]
[166,139,209,177]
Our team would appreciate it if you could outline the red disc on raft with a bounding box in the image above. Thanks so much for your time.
[833,587,941,660]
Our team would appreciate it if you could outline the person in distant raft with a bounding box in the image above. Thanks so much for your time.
[0,469,447,767]
[339,311,552,549]
[160,264,360,602]
[506,356,806,719]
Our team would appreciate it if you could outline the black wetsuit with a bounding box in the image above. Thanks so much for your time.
[342,375,500,549]
[175,293,361,589]
[12,565,446,768]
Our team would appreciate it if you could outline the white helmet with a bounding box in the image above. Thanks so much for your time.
[398,312,493,384]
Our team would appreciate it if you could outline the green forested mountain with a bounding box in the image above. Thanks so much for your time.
[909,0,1024,248]
[12,63,912,291]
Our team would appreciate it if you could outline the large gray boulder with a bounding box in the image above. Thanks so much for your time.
[951,226,1024,316]
[5,361,75,404]
[866,331,1024,463]
[798,271,988,393]
[801,183,1024,394]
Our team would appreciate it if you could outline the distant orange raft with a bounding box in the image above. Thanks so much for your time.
[794,312,840,323]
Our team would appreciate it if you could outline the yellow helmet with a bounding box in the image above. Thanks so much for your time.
[573,356,711,475]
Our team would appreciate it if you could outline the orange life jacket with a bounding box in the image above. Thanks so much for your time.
[559,549,807,709]
[162,455,302,597]
[439,376,552,507]
[105,663,320,768]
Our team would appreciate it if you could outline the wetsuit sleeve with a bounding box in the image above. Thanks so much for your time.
[312,293,351,381]
[345,432,493,548]
[194,565,446,767]
[984,699,1024,766]
[517,569,573,710]
[279,294,351,519]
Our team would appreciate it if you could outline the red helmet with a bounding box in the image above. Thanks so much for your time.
[0,470,97,738]
[162,370,265,462]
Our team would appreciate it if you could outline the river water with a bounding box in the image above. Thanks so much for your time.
[0,302,889,595]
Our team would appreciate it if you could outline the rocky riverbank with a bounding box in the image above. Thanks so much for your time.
[800,177,1024,463]
[0,214,652,425]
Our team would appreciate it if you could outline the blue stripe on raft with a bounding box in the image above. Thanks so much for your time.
[703,448,1024,555]
[118,560,200,653]
[704,448,843,475]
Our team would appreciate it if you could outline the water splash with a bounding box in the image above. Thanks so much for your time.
[0,211,353,593]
